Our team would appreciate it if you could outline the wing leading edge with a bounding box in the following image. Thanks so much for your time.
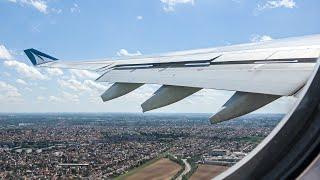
[24,34,320,123]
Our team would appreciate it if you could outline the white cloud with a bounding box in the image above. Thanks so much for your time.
[83,80,107,92]
[51,92,79,103]
[117,49,142,56]
[88,95,103,104]
[36,96,45,101]
[136,15,143,20]
[46,68,64,77]
[4,60,47,80]
[62,91,80,103]
[24,87,32,92]
[0,81,23,103]
[7,0,61,14]
[14,0,48,14]
[16,79,27,85]
[51,8,62,14]
[0,81,21,97]
[0,45,14,60]
[160,0,195,12]
[250,34,273,42]
[58,79,91,92]
[48,95,63,103]
[2,72,11,77]
[70,3,80,13]
[48,92,80,104]
[257,0,296,11]
[69,69,99,80]
[58,78,107,93]
[27,0,48,13]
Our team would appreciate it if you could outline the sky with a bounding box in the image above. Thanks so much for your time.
[0,0,319,113]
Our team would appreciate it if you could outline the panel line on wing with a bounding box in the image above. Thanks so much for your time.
[109,58,317,71]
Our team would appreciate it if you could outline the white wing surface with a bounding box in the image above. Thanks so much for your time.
[24,34,320,123]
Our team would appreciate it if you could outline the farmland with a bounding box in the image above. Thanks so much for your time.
[123,158,182,180]
[190,164,228,180]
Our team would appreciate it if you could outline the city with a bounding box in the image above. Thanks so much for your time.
[0,113,282,179]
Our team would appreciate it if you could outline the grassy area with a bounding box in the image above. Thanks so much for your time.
[232,136,265,144]
[114,152,168,180]
[241,136,265,143]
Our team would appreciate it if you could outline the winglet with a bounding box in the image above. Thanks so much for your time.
[24,48,58,66]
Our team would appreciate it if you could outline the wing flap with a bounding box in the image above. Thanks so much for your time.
[141,85,201,112]
[101,83,143,101]
[210,91,280,124]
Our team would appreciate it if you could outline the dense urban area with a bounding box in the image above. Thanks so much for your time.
[0,113,282,179]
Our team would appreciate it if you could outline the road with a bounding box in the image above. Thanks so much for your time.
[177,159,191,180]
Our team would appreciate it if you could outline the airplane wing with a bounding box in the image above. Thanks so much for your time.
[24,34,320,123]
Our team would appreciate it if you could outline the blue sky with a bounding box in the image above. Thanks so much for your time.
[0,0,319,113]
